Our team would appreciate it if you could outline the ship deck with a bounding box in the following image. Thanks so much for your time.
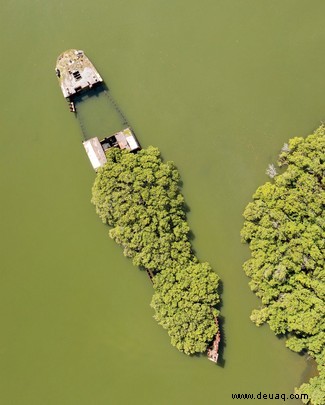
[56,49,102,99]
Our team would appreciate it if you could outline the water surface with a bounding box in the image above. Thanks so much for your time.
[1,1,324,404]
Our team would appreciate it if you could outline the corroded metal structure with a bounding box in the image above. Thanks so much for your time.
[207,318,221,363]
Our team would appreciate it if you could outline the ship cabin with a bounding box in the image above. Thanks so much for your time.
[83,127,140,171]
[100,127,140,153]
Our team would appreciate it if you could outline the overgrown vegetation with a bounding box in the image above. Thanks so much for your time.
[92,146,220,355]
[241,126,325,405]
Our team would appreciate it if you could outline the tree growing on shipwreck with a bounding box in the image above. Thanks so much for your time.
[92,146,220,355]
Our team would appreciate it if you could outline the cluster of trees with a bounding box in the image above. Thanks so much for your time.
[92,146,220,355]
[241,126,325,405]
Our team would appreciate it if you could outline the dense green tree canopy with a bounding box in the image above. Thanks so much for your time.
[92,147,193,272]
[151,262,219,354]
[241,126,325,404]
[92,146,220,355]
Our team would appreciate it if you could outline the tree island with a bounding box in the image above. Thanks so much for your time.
[92,146,221,356]
[241,126,325,405]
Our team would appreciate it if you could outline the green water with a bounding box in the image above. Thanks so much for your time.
[0,1,323,404]
[74,87,127,140]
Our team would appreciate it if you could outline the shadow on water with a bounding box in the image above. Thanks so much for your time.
[298,356,318,386]
[73,82,107,103]
[216,279,226,367]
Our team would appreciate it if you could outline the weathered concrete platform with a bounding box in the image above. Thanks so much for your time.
[55,49,102,99]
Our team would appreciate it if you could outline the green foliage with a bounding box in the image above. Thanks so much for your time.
[92,146,220,355]
[151,262,219,354]
[241,125,325,404]
[92,147,193,271]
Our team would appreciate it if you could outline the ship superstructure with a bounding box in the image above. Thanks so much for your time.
[56,49,103,99]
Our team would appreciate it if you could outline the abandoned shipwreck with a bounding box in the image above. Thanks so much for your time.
[55,49,220,363]
[55,49,140,170]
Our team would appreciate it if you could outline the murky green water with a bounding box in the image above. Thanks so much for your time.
[0,1,323,404]
[75,86,127,140]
